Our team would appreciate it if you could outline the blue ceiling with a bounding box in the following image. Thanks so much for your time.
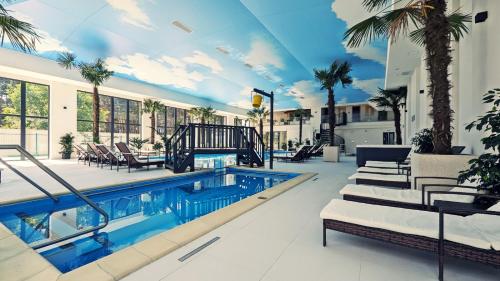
[3,0,387,109]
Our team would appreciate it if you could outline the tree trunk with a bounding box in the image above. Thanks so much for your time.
[393,107,402,145]
[425,0,452,154]
[299,115,303,144]
[327,88,335,146]
[259,119,263,139]
[92,86,100,143]
[201,117,205,124]
[150,112,155,144]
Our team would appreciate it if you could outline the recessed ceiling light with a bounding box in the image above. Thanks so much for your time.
[244,63,253,69]
[172,20,192,33]
[216,47,229,55]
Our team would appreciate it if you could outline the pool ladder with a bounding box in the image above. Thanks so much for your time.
[0,145,109,250]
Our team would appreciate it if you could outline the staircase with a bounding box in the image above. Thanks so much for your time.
[165,124,265,173]
[320,128,345,147]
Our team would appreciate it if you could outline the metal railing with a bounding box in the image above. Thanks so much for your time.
[0,145,109,250]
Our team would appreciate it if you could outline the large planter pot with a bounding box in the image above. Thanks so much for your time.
[411,153,475,189]
[323,146,340,162]
[61,152,71,159]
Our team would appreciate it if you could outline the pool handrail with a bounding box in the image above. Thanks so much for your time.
[0,144,109,250]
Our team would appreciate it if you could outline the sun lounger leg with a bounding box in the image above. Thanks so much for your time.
[323,221,326,247]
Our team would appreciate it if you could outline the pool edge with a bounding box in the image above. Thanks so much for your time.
[0,171,316,281]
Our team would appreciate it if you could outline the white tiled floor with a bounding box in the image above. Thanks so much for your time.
[1,157,498,280]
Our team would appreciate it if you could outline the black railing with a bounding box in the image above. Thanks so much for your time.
[165,124,265,173]
[0,145,109,250]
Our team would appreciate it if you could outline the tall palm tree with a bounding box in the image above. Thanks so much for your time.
[57,52,113,143]
[293,108,311,144]
[247,106,269,138]
[0,0,40,52]
[143,99,163,144]
[314,60,353,146]
[344,0,471,154]
[369,88,407,144]
[189,106,216,124]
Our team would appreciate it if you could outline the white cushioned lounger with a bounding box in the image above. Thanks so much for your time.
[320,199,496,249]
[357,167,405,175]
[348,173,408,182]
[339,184,476,205]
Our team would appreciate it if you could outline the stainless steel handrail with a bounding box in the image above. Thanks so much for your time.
[0,145,109,250]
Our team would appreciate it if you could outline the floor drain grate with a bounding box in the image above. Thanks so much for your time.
[178,237,220,262]
[257,196,268,200]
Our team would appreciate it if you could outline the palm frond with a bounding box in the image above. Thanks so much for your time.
[56,52,77,69]
[382,5,424,43]
[448,10,471,42]
[362,0,393,13]
[344,15,388,48]
[0,9,40,52]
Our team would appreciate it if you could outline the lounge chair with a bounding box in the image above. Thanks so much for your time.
[340,183,481,211]
[348,172,411,188]
[274,145,312,162]
[321,198,500,281]
[96,145,127,171]
[74,144,90,164]
[365,160,411,169]
[357,166,409,175]
[115,142,165,173]
[87,143,108,167]
[310,143,326,157]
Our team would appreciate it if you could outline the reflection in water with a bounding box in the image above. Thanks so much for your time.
[0,170,292,273]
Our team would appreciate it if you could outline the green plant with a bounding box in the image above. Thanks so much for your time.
[370,88,407,144]
[0,1,40,52]
[459,89,500,193]
[130,137,149,152]
[189,106,216,124]
[293,108,312,144]
[344,0,471,154]
[247,106,269,137]
[281,143,287,150]
[143,99,163,144]
[153,141,163,154]
[411,128,434,153]
[305,138,311,145]
[287,140,293,150]
[57,53,113,143]
[59,133,74,159]
[314,60,352,146]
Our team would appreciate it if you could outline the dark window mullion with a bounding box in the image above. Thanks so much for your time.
[20,82,26,150]
[126,100,130,145]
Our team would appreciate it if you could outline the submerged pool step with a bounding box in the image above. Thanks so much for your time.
[178,236,220,262]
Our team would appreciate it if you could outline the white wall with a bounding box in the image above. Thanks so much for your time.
[336,121,395,154]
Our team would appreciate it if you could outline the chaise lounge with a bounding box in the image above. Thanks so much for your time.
[274,145,312,162]
[115,142,165,173]
[321,198,500,281]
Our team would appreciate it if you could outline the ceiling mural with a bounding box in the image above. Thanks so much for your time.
[2,0,387,109]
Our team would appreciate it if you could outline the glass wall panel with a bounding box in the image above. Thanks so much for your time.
[176,109,185,128]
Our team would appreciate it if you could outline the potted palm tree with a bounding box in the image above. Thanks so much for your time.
[314,60,352,162]
[344,0,472,183]
[143,99,163,144]
[57,52,113,143]
[59,133,74,159]
[369,88,406,145]
[0,2,40,53]
[247,106,269,138]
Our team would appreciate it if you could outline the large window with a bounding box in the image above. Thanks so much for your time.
[0,77,49,158]
[157,106,188,139]
[77,91,141,146]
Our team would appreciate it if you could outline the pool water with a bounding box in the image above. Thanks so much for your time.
[0,168,297,273]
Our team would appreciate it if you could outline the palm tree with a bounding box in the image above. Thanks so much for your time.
[0,1,40,52]
[143,99,163,144]
[293,108,311,144]
[369,88,407,144]
[247,106,269,138]
[344,0,471,154]
[189,106,216,124]
[57,52,113,143]
[314,60,353,146]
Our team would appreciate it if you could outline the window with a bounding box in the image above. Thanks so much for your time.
[383,132,395,144]
[352,106,361,122]
[0,77,49,158]
[378,110,388,121]
[76,91,141,147]
[157,106,189,139]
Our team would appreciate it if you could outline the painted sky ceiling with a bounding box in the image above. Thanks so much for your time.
[3,0,387,110]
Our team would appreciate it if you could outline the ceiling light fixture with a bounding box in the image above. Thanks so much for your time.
[172,21,192,33]
[244,63,253,69]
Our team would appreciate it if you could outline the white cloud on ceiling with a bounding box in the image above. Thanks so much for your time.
[352,78,384,95]
[331,0,386,65]
[183,51,223,74]
[106,53,204,90]
[229,99,254,110]
[285,80,325,109]
[245,38,284,70]
[106,0,155,30]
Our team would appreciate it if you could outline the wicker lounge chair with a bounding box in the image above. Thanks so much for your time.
[340,183,481,211]
[321,198,500,281]
[115,142,164,173]
[96,145,127,171]
[74,144,90,164]
[274,145,312,162]
[87,143,109,167]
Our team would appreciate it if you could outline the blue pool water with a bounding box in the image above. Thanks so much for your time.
[0,168,298,273]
